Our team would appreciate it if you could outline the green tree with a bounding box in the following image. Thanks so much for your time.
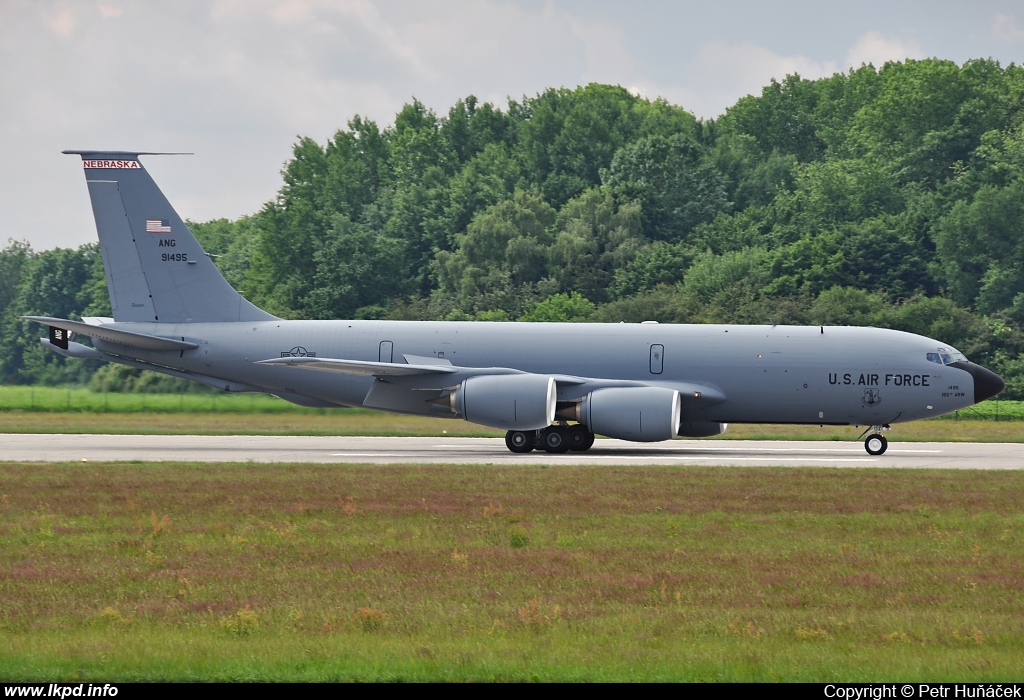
[721,73,828,163]
[592,285,705,324]
[933,179,1024,314]
[604,133,730,242]
[519,292,596,322]
[682,247,771,302]
[848,59,1015,186]
[433,190,558,317]
[304,216,409,319]
[549,187,644,302]
[385,100,458,291]
[610,241,693,299]
[0,239,33,324]
[0,245,104,385]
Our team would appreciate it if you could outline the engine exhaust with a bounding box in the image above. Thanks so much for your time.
[554,402,582,422]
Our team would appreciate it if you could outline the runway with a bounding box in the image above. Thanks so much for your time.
[3,434,1023,468]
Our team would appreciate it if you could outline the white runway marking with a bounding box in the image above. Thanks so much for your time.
[577,454,879,462]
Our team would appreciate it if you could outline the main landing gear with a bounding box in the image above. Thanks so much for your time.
[505,425,595,454]
[861,425,890,455]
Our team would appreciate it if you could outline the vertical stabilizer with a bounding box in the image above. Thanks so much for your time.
[64,151,275,323]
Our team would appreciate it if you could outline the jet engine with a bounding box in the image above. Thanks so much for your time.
[579,386,681,442]
[451,374,556,430]
[678,421,727,437]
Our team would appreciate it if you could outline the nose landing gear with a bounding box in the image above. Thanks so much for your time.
[864,433,887,455]
[860,425,890,455]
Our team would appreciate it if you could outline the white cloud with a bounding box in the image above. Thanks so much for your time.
[0,0,601,249]
[845,31,923,69]
[97,4,122,19]
[648,41,839,118]
[5,1,1023,251]
[47,8,75,36]
[564,13,634,86]
[992,13,1024,42]
[646,32,922,118]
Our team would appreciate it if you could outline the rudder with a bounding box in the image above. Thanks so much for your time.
[64,150,274,324]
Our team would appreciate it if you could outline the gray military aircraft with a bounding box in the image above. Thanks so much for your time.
[29,151,1004,456]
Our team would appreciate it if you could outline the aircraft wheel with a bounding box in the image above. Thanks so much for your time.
[568,425,595,451]
[540,426,570,453]
[864,434,887,456]
[505,430,535,453]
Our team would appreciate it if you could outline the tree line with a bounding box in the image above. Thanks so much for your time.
[3,58,1024,398]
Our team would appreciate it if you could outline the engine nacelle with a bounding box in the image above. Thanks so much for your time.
[581,386,681,442]
[678,421,727,437]
[452,374,556,430]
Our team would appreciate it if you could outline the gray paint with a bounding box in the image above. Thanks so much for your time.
[35,152,1006,446]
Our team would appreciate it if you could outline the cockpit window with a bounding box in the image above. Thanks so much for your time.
[928,348,968,365]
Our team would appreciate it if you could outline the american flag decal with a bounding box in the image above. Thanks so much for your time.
[146,219,171,233]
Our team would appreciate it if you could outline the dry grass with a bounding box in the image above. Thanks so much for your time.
[1,462,1023,681]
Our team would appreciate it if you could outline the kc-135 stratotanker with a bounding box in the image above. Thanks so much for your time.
[30,152,1005,455]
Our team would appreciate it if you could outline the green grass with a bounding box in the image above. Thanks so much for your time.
[3,385,1022,419]
[934,400,1024,421]
[1,386,1023,441]
[0,385,316,413]
[1,462,1023,681]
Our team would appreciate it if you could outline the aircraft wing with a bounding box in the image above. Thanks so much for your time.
[256,355,720,400]
[257,355,595,382]
[23,316,198,352]
[256,356,460,377]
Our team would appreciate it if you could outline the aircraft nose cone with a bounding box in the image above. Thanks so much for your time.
[952,361,1005,403]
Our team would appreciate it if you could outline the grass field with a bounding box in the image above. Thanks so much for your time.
[1,462,1023,681]
[1,386,1022,441]
[2,385,1022,419]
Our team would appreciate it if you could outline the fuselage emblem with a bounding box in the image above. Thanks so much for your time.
[281,346,316,358]
[862,388,881,406]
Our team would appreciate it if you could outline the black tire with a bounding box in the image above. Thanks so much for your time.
[864,434,887,456]
[541,426,570,453]
[505,430,534,453]
[568,425,595,451]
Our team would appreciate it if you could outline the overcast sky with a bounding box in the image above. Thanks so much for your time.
[4,0,1024,251]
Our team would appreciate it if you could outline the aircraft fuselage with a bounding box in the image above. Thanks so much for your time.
[94,319,982,426]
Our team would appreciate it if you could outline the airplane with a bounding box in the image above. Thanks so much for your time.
[28,151,1005,456]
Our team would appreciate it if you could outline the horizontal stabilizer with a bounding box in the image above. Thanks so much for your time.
[40,338,108,360]
[257,356,459,377]
[23,316,197,352]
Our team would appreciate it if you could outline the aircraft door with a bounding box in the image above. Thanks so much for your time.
[379,341,393,363]
[650,344,664,374]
